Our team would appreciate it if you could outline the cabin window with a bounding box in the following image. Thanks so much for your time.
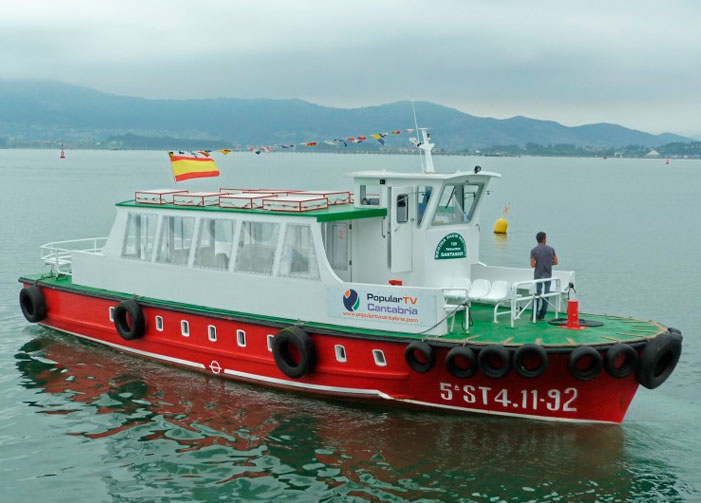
[323,222,349,272]
[372,349,387,367]
[156,216,196,266]
[267,334,274,352]
[417,186,433,226]
[181,320,190,337]
[278,224,320,280]
[155,316,164,332]
[396,193,409,223]
[236,329,246,347]
[359,184,381,206]
[195,218,235,270]
[335,345,347,363]
[108,306,115,322]
[432,183,483,226]
[122,212,157,260]
[235,221,280,275]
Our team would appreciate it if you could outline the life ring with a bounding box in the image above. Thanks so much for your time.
[568,346,602,381]
[404,341,435,373]
[477,345,511,379]
[114,300,145,341]
[635,331,682,389]
[19,286,47,323]
[513,344,548,379]
[604,344,637,379]
[445,346,477,378]
[272,326,316,379]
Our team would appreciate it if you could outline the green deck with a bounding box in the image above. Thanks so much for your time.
[116,200,387,222]
[21,274,665,348]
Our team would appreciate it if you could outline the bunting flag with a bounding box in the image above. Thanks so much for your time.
[371,134,385,145]
[169,152,219,182]
[170,124,413,159]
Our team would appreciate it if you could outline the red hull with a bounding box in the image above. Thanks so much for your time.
[29,284,640,423]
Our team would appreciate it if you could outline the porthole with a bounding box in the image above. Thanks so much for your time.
[372,349,387,367]
[237,329,246,347]
[208,325,217,342]
[267,334,274,352]
[335,344,347,363]
[108,306,115,322]
[155,316,164,332]
[181,320,190,337]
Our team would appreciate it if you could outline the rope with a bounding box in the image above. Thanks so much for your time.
[419,301,469,338]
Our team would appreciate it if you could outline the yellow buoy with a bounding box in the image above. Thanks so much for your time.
[493,217,508,234]
[493,203,510,234]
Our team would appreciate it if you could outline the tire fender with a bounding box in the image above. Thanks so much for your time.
[478,345,511,379]
[114,300,145,341]
[19,286,47,323]
[404,341,435,373]
[272,326,316,379]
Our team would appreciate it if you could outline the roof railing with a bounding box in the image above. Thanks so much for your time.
[40,237,108,277]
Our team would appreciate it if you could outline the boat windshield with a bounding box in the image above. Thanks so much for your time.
[432,183,483,226]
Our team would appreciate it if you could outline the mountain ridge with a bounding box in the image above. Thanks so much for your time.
[0,80,690,149]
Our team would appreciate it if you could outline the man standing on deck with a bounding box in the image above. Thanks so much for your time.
[530,231,558,320]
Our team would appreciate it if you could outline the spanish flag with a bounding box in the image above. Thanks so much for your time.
[169,153,219,182]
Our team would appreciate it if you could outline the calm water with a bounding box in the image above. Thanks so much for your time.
[1,149,700,502]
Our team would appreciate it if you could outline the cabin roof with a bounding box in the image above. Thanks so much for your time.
[116,200,387,222]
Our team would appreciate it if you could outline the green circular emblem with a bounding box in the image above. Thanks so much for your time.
[435,233,466,260]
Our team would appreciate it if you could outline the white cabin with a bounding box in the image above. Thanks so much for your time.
[51,131,573,336]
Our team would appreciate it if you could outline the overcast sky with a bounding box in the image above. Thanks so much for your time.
[2,0,699,136]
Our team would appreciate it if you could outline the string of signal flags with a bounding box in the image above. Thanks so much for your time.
[167,127,417,182]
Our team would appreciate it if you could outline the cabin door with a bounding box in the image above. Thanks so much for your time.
[324,222,352,282]
[389,186,413,273]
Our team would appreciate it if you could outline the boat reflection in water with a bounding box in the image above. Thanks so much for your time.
[15,331,680,502]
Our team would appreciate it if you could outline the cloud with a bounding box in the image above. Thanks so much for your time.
[1,0,699,135]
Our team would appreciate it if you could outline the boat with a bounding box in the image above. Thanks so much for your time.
[18,129,682,423]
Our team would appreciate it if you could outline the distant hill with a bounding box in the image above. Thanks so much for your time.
[0,80,690,150]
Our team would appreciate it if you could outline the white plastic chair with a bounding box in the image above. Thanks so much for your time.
[444,278,471,304]
[482,281,511,303]
[468,279,491,300]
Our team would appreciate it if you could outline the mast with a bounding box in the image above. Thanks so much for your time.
[417,128,435,173]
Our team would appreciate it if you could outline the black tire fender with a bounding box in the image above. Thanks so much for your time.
[635,331,682,389]
[19,286,47,323]
[568,346,602,381]
[513,344,548,379]
[114,300,145,341]
[272,326,316,379]
[604,344,638,379]
[478,345,511,379]
[445,346,477,379]
[404,341,435,373]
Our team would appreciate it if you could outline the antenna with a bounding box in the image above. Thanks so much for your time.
[411,96,420,139]
[409,96,435,173]
[411,96,424,172]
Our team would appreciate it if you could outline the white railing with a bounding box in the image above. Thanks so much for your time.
[504,278,564,328]
[40,237,108,276]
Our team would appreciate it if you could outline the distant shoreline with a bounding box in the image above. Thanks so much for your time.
[2,145,699,160]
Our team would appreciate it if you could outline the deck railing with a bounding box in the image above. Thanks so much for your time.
[507,278,564,327]
[40,237,108,276]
